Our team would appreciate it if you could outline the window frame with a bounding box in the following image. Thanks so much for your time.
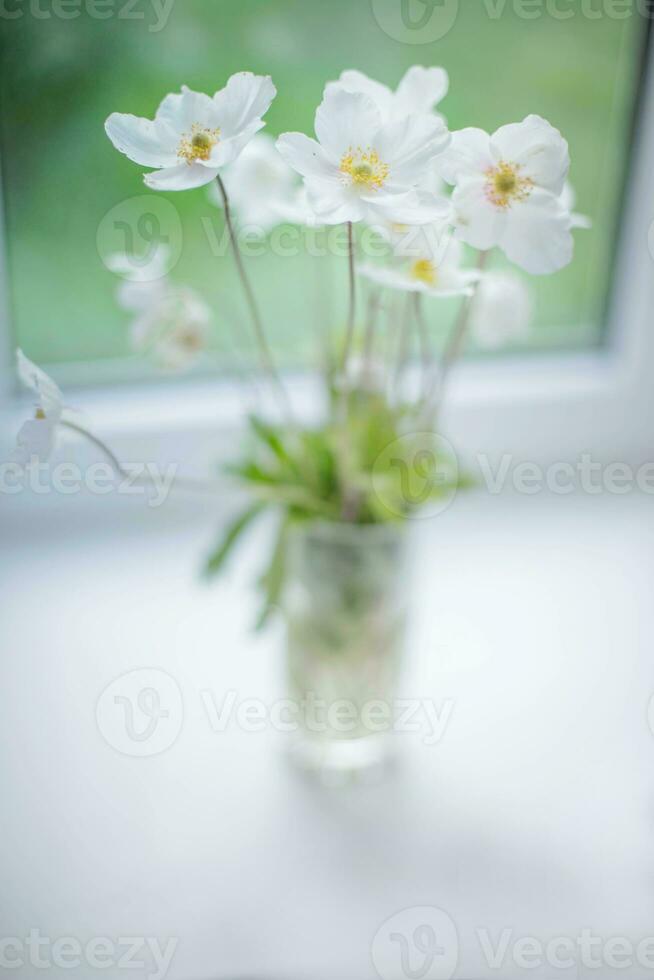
[1,37,653,473]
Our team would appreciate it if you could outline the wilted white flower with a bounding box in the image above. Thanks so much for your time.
[437,115,573,274]
[209,133,299,234]
[359,226,478,299]
[10,351,77,467]
[105,73,276,191]
[468,271,533,349]
[327,66,449,124]
[276,85,450,225]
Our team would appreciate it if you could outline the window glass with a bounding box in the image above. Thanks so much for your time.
[0,0,645,383]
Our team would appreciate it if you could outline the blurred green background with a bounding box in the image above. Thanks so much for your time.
[0,0,644,382]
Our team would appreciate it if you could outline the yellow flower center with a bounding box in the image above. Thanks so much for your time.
[340,148,389,192]
[410,258,437,286]
[35,407,46,420]
[177,326,203,351]
[485,161,534,209]
[178,123,220,164]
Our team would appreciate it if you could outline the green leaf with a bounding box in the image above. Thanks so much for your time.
[203,502,265,579]
[255,514,292,631]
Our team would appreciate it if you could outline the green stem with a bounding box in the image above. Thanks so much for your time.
[61,421,219,493]
[393,292,414,398]
[216,174,292,422]
[413,292,433,401]
[441,249,489,378]
[340,221,357,377]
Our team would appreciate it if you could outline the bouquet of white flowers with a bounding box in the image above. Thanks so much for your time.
[11,66,588,772]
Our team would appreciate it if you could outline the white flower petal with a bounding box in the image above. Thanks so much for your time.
[117,277,167,313]
[305,177,365,224]
[16,349,63,420]
[12,418,57,467]
[143,162,218,191]
[451,177,507,250]
[214,134,298,232]
[155,86,218,133]
[107,244,171,284]
[105,113,177,168]
[358,261,472,298]
[276,133,334,179]
[393,66,449,119]
[561,182,591,230]
[327,70,394,119]
[469,271,532,349]
[206,121,265,168]
[491,115,569,195]
[570,210,592,231]
[314,87,382,163]
[435,127,493,185]
[273,187,323,227]
[212,72,276,138]
[362,190,434,226]
[358,262,421,292]
[376,115,450,186]
[498,188,574,274]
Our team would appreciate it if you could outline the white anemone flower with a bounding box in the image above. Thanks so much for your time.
[561,181,592,230]
[105,73,277,191]
[150,293,212,371]
[208,133,299,233]
[11,351,76,467]
[326,66,449,124]
[469,271,533,349]
[359,228,478,299]
[276,85,450,226]
[436,115,573,275]
[109,245,212,370]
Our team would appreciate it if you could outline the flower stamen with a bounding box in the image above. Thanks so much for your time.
[410,258,437,286]
[485,161,533,209]
[340,147,389,192]
[178,123,220,164]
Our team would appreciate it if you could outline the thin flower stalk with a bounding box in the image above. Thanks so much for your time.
[215,175,293,422]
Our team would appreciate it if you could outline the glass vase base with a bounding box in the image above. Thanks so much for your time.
[288,732,394,784]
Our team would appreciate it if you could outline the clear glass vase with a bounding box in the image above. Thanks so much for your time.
[282,520,408,780]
